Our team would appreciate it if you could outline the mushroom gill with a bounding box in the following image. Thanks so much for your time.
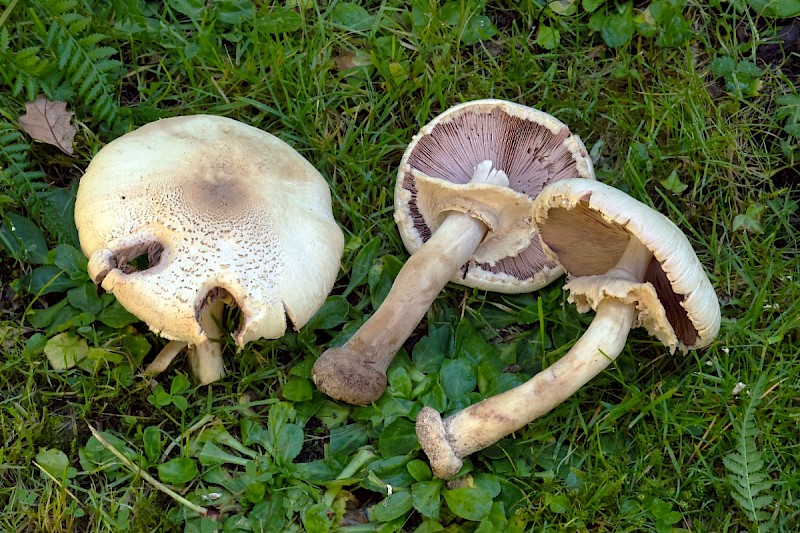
[403,107,587,283]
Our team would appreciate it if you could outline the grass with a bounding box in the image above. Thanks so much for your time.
[1,0,798,531]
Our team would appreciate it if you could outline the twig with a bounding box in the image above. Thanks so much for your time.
[760,377,787,400]
[34,461,118,524]
[87,423,209,517]
[33,461,85,508]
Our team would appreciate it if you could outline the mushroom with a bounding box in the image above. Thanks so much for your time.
[416,178,721,478]
[75,115,344,384]
[312,100,594,405]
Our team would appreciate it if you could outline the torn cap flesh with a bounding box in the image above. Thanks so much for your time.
[533,179,721,353]
[394,99,595,293]
[75,115,344,348]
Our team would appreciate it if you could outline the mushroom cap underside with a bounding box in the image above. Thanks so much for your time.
[75,114,344,347]
[394,99,595,294]
[532,178,721,352]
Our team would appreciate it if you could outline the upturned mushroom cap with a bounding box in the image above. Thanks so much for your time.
[75,115,344,349]
[395,99,595,293]
[532,178,721,352]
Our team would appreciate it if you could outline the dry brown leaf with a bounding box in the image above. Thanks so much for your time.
[18,95,77,155]
[334,51,372,71]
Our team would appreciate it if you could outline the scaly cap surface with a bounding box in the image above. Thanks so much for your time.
[75,115,344,347]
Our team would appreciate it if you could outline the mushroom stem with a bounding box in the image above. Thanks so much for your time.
[144,340,189,376]
[417,235,653,478]
[313,161,508,405]
[187,298,226,385]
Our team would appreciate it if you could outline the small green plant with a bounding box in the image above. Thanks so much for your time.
[660,169,689,194]
[1,211,139,335]
[1,0,125,131]
[534,0,693,50]
[776,93,800,156]
[733,203,766,233]
[34,448,84,519]
[723,377,775,531]
[645,497,684,533]
[709,56,765,98]
[438,0,499,45]
[0,121,49,220]
[744,0,800,18]
[147,374,192,411]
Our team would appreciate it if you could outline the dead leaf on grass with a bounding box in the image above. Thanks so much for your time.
[0,324,31,351]
[44,332,88,371]
[334,51,372,71]
[18,95,77,155]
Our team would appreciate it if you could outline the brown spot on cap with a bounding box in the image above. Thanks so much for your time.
[75,115,344,348]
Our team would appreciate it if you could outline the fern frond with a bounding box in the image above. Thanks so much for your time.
[23,12,123,130]
[51,27,122,128]
[42,0,80,16]
[0,127,33,166]
[723,375,775,530]
[0,121,75,243]
[0,28,51,100]
[2,5,125,130]
[0,122,48,216]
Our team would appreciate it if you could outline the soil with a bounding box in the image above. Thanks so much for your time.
[485,5,522,34]
[296,416,326,463]
[754,17,800,81]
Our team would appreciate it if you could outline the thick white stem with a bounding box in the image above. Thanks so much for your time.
[313,161,507,405]
[417,236,653,478]
[145,340,189,376]
[187,298,226,385]
[187,341,225,385]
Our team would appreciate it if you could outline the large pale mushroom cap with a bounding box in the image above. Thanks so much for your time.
[532,179,721,352]
[394,99,595,293]
[75,115,344,348]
